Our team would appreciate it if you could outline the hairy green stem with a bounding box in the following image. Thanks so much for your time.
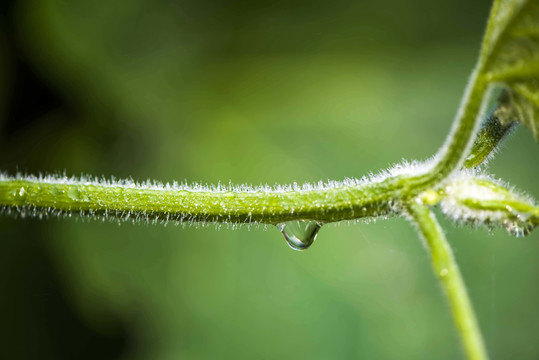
[406,201,488,360]
[426,71,488,177]
[0,66,491,224]
[0,1,507,225]
[0,177,397,224]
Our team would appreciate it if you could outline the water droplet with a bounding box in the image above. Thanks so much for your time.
[67,188,81,201]
[19,187,26,196]
[277,220,321,251]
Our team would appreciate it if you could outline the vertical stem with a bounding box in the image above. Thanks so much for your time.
[406,202,488,360]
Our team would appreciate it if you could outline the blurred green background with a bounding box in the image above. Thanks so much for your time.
[1,0,538,359]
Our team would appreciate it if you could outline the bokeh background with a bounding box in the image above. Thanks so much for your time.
[1,0,538,359]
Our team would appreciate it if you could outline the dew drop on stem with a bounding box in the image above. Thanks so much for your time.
[277,220,322,251]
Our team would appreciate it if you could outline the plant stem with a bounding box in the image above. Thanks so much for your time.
[407,69,489,188]
[0,176,397,225]
[0,45,493,225]
[406,201,488,360]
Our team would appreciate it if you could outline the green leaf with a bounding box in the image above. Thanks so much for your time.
[480,0,539,141]
[495,87,538,140]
